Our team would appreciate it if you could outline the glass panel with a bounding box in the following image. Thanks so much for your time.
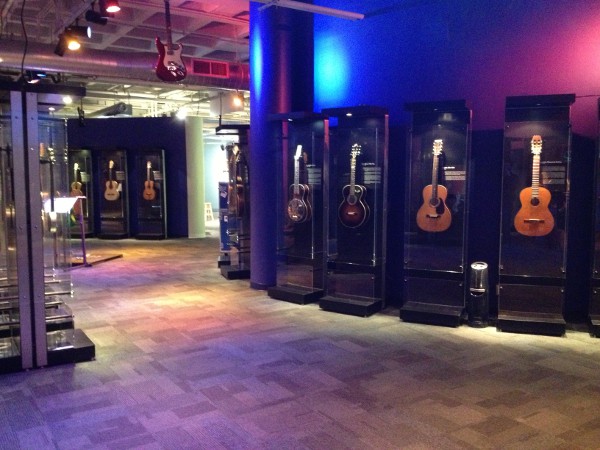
[404,120,469,273]
[136,150,166,238]
[39,118,75,352]
[499,122,569,278]
[275,118,326,292]
[0,98,21,361]
[68,149,93,237]
[99,150,128,238]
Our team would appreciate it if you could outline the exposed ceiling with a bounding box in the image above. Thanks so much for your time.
[0,0,251,127]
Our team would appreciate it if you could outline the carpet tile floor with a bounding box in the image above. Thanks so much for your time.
[1,235,600,449]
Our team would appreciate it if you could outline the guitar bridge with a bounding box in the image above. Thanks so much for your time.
[524,219,544,223]
[426,214,441,219]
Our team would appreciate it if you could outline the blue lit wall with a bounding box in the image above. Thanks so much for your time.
[314,0,600,137]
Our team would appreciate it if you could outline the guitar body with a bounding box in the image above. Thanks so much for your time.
[104,181,120,201]
[338,184,369,228]
[287,184,311,223]
[416,184,452,232]
[228,183,245,216]
[143,180,156,201]
[514,186,554,236]
[155,38,186,82]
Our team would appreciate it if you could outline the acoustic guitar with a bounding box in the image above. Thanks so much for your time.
[338,144,369,228]
[155,0,187,82]
[104,160,120,201]
[514,135,554,236]
[143,161,156,201]
[416,139,452,232]
[70,162,83,217]
[287,145,311,223]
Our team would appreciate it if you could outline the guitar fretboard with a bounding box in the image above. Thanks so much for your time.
[293,156,300,195]
[531,153,540,199]
[430,154,439,201]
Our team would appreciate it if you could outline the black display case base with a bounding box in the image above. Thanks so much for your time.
[217,254,231,268]
[400,301,464,327]
[319,295,382,317]
[220,265,250,280]
[497,311,566,336]
[268,285,323,305]
[47,328,95,366]
[135,234,166,240]
[588,315,600,337]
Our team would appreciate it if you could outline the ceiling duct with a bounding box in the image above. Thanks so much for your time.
[88,102,132,117]
[0,40,249,90]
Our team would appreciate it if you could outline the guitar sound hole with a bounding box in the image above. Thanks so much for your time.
[530,198,540,206]
[429,198,440,208]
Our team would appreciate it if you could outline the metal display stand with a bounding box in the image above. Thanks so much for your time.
[267,112,328,304]
[497,94,575,336]
[400,100,472,327]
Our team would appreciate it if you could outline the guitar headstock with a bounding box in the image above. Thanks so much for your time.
[109,160,115,169]
[433,139,443,156]
[351,143,361,159]
[531,135,543,155]
[147,161,152,169]
[73,162,79,172]
[294,145,303,160]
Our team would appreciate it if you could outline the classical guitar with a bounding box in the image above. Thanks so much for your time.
[287,145,311,223]
[155,0,187,82]
[70,162,83,217]
[416,139,452,232]
[514,135,554,236]
[143,161,156,201]
[338,144,369,228]
[104,160,120,201]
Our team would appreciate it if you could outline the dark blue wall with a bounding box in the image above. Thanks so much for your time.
[314,0,598,318]
[67,117,188,237]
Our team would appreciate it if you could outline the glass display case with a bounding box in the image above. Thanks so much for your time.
[68,149,93,238]
[135,150,166,239]
[400,100,471,327]
[498,94,575,336]
[267,112,328,304]
[0,87,94,372]
[219,126,251,279]
[320,106,388,316]
[98,149,128,238]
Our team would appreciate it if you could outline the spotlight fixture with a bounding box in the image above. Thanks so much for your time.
[54,34,68,56]
[85,9,108,25]
[24,70,48,84]
[99,0,121,15]
[54,25,91,56]
[66,25,92,39]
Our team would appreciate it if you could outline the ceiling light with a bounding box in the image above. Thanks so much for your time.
[100,0,121,14]
[25,70,48,84]
[62,96,73,105]
[67,25,92,39]
[232,92,244,108]
[176,107,188,120]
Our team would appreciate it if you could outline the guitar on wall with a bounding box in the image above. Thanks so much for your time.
[70,162,83,217]
[104,160,120,201]
[155,0,187,82]
[416,139,452,232]
[287,145,311,223]
[143,161,156,201]
[514,135,554,236]
[338,144,369,228]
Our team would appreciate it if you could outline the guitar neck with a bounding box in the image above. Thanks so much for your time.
[293,157,300,195]
[431,154,439,199]
[531,153,540,198]
[164,0,174,48]
[350,156,357,191]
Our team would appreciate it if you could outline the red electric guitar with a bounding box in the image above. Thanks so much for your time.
[338,144,369,228]
[416,139,452,232]
[514,135,554,236]
[287,145,311,223]
[155,0,187,82]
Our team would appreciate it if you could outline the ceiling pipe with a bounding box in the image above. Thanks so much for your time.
[0,40,249,90]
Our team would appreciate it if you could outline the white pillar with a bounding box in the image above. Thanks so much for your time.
[185,116,205,238]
